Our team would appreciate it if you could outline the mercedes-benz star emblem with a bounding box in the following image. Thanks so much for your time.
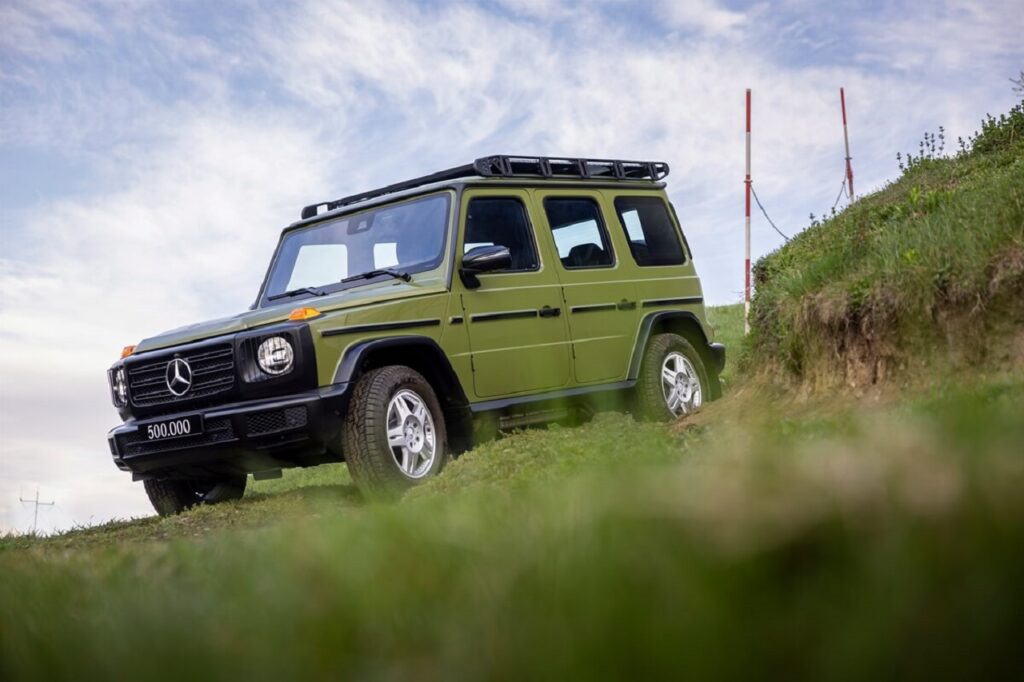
[165,358,193,396]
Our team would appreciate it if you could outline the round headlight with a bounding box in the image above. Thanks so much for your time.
[111,367,128,407]
[257,336,294,375]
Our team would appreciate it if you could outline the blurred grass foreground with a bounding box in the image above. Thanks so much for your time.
[3,102,1024,680]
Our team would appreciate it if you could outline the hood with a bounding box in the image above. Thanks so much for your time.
[132,279,446,354]
[133,308,285,353]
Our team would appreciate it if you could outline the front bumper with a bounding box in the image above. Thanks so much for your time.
[107,384,350,479]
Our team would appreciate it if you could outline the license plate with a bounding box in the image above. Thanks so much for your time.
[143,415,203,441]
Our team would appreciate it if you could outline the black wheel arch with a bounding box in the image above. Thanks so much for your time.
[628,311,725,399]
[333,335,474,453]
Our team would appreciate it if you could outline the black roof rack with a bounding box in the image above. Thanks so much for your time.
[299,155,670,220]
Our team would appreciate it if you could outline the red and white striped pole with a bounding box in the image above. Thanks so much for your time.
[840,87,854,200]
[744,88,752,335]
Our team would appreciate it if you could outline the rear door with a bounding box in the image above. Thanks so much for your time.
[456,188,572,399]
[612,193,703,314]
[533,189,639,385]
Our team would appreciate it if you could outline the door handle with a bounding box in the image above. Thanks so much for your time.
[539,305,562,318]
[617,299,637,310]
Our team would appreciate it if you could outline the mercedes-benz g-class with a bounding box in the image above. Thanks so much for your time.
[106,155,725,514]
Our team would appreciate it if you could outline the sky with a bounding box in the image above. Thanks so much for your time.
[1,0,1021,533]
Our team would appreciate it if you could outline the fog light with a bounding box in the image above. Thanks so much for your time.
[257,336,294,375]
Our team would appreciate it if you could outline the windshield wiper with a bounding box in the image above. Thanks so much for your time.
[341,268,412,284]
[267,286,327,302]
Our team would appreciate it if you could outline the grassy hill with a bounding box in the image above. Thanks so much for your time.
[3,104,1024,681]
[746,101,1023,386]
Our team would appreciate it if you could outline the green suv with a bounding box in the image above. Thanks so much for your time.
[106,156,725,514]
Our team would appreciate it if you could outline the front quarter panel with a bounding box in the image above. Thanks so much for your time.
[310,291,450,388]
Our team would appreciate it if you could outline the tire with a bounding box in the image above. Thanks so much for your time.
[633,333,710,421]
[143,475,246,516]
[342,365,448,501]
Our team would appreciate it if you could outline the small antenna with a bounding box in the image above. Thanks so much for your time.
[19,487,55,534]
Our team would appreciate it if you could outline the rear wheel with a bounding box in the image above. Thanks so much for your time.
[342,365,448,500]
[143,475,246,516]
[633,333,709,421]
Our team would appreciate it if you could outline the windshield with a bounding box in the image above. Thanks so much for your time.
[262,193,451,304]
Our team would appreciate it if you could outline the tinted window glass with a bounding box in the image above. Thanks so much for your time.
[614,196,685,266]
[464,198,539,271]
[543,198,614,269]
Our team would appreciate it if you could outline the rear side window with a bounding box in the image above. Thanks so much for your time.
[543,198,614,269]
[614,196,685,266]
[464,197,539,271]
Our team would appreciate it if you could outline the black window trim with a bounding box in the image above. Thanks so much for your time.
[613,194,688,268]
[462,194,542,275]
[542,195,617,271]
[667,199,693,262]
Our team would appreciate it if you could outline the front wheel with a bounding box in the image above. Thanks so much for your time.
[633,333,709,421]
[143,475,246,516]
[342,365,448,500]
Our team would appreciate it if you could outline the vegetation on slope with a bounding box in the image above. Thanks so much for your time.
[747,101,1024,386]
[3,376,1024,680]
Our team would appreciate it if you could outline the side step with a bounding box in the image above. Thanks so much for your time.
[498,408,572,431]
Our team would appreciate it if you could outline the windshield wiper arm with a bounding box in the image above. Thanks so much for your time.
[267,286,327,302]
[341,268,412,284]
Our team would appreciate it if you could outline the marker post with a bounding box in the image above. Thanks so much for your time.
[744,88,752,334]
[841,87,854,200]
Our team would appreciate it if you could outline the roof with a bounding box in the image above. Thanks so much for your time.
[295,155,670,223]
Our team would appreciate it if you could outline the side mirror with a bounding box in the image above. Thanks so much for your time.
[460,245,512,289]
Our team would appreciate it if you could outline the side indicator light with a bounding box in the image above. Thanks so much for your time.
[120,345,137,358]
[289,307,323,321]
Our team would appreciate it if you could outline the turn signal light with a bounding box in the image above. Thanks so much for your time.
[289,307,323,321]
[120,345,136,358]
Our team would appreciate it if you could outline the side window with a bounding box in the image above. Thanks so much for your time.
[613,196,686,266]
[543,197,614,269]
[464,197,539,271]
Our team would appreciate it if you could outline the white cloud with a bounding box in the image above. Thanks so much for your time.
[657,0,747,37]
[0,0,107,64]
[0,111,332,531]
[854,0,1024,72]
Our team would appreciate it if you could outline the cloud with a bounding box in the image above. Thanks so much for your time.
[0,111,332,531]
[0,0,107,64]
[854,0,1024,72]
[656,0,747,37]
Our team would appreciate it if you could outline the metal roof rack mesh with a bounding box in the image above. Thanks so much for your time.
[300,155,670,220]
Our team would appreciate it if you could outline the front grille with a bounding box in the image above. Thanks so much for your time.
[246,407,308,436]
[128,344,235,410]
[118,417,236,458]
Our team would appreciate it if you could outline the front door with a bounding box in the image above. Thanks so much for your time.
[456,189,572,399]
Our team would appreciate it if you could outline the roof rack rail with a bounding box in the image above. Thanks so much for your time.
[300,155,670,220]
[473,155,670,182]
